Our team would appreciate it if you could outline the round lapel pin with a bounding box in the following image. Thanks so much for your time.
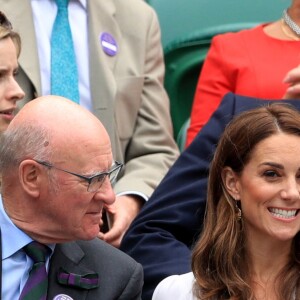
[53,294,74,300]
[100,32,118,56]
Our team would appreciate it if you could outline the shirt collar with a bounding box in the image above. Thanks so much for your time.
[0,195,55,259]
[32,0,87,9]
[69,0,87,9]
[78,0,87,9]
[0,195,32,259]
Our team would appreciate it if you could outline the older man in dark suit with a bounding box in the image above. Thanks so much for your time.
[0,95,143,300]
[121,92,300,300]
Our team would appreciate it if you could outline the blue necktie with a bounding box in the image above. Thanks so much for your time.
[50,0,80,103]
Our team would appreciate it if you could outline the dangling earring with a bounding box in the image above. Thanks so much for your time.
[235,200,242,221]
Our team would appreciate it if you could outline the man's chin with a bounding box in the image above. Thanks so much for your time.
[80,226,102,241]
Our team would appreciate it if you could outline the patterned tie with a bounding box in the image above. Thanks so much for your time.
[50,0,80,103]
[19,241,50,300]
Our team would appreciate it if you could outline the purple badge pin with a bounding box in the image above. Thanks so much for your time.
[100,32,118,56]
[53,294,74,300]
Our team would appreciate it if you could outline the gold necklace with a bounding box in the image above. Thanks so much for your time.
[281,18,300,41]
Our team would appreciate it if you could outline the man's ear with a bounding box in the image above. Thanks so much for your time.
[19,160,42,198]
[221,167,241,200]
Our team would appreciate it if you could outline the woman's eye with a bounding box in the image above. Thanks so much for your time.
[263,170,279,178]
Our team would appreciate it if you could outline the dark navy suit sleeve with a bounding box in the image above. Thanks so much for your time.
[120,93,300,300]
[121,93,238,300]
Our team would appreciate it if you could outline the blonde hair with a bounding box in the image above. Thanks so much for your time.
[192,103,300,300]
[0,11,21,57]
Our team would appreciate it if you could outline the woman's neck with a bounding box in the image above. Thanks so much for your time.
[246,235,292,299]
[288,3,300,25]
[247,232,290,271]
[263,5,300,40]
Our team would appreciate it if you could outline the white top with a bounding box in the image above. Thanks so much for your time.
[152,272,197,300]
[152,272,297,300]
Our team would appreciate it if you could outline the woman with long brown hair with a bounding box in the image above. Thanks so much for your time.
[153,103,300,299]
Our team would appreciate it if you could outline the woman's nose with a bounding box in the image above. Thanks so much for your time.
[7,76,25,102]
[280,179,300,201]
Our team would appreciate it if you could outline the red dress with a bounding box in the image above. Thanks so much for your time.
[186,24,300,147]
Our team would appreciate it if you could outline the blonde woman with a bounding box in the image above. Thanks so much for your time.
[0,11,24,133]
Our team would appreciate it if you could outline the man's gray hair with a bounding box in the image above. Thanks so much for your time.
[0,122,52,172]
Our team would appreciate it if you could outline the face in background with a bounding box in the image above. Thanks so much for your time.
[0,36,24,133]
[224,133,300,245]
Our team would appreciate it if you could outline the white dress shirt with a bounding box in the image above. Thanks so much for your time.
[0,196,54,300]
[31,0,92,111]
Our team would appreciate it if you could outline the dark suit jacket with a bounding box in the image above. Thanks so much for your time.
[1,237,143,300]
[120,93,300,300]
[48,239,143,300]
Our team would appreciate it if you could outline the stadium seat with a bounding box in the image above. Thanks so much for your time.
[176,117,190,152]
[147,0,286,48]
[147,0,286,144]
[164,24,256,138]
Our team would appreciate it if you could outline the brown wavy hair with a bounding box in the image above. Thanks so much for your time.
[192,103,300,300]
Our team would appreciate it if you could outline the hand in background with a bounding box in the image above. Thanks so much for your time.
[283,65,300,99]
[98,195,143,248]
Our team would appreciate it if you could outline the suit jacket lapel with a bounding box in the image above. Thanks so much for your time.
[2,0,42,95]
[87,0,121,156]
[88,1,121,110]
[47,242,97,300]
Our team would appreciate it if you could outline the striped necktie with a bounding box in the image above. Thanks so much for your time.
[19,241,50,300]
[50,0,80,103]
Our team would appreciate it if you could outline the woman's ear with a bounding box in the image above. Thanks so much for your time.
[221,167,241,200]
[19,160,42,198]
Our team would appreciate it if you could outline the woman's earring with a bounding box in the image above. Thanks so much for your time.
[235,200,242,221]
